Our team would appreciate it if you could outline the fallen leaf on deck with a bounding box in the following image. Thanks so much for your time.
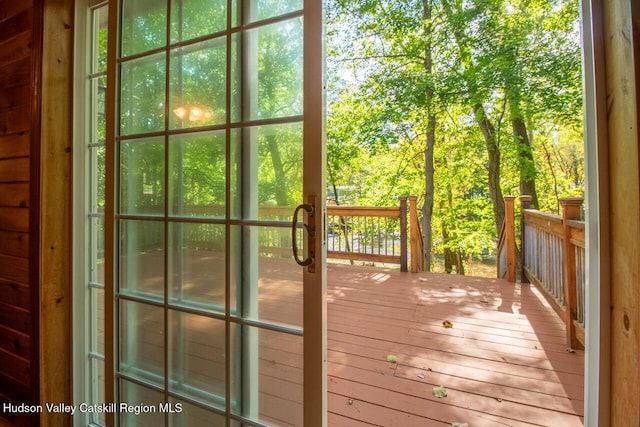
[417,373,426,379]
[566,348,576,353]
[433,385,447,398]
[386,354,397,363]
[442,320,453,328]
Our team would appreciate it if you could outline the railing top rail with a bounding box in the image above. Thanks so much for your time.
[326,206,401,218]
[567,219,585,229]
[522,208,563,223]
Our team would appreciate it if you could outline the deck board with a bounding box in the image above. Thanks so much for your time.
[327,264,584,426]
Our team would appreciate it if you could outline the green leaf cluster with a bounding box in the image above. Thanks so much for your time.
[327,0,584,267]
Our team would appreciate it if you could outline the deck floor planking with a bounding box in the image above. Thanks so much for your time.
[326,263,584,426]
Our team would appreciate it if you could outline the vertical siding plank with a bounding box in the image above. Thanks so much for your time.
[0,1,37,425]
[604,0,640,423]
[38,0,74,424]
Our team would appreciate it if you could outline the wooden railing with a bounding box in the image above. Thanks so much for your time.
[499,195,585,349]
[497,196,517,282]
[127,199,426,272]
[408,197,425,272]
[327,196,424,272]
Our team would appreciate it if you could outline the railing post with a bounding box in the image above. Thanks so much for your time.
[408,196,419,273]
[519,195,532,284]
[560,197,584,349]
[505,196,516,282]
[399,196,408,272]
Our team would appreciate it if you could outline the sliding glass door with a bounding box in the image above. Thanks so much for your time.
[104,0,325,425]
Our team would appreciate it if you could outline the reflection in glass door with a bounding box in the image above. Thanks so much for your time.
[105,1,325,426]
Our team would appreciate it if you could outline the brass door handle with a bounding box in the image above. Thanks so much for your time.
[292,202,315,267]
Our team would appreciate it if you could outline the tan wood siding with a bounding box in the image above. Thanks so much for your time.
[0,279,30,309]
[0,231,29,258]
[0,208,29,233]
[0,302,30,337]
[0,105,31,137]
[0,57,31,90]
[0,85,30,114]
[0,133,30,159]
[0,183,29,207]
[0,158,30,182]
[38,1,73,425]
[603,0,640,423]
[0,1,36,425]
[0,32,32,68]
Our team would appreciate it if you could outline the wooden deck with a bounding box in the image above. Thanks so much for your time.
[12,252,582,427]
[326,263,584,427]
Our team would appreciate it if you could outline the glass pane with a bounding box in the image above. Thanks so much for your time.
[231,0,238,27]
[170,38,226,130]
[244,0,302,24]
[119,301,165,386]
[89,217,105,284]
[169,399,225,427]
[230,325,303,425]
[90,358,106,426]
[119,220,165,298]
[169,131,225,217]
[89,145,106,210]
[245,18,302,121]
[90,77,107,143]
[91,5,108,73]
[119,380,166,426]
[120,53,166,135]
[168,222,226,311]
[171,0,227,43]
[231,226,302,328]
[169,311,226,407]
[121,0,167,57]
[119,137,165,215]
[92,288,105,354]
[229,129,240,219]
[237,123,302,220]
[230,33,240,123]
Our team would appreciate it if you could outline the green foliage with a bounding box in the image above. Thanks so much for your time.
[114,1,304,213]
[327,0,584,266]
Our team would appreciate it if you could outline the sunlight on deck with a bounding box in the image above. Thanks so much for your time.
[327,263,584,427]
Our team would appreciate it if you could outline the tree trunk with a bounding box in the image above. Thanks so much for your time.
[443,228,455,273]
[509,98,539,208]
[423,117,435,271]
[422,0,435,271]
[331,182,353,257]
[456,251,465,275]
[512,116,539,207]
[442,228,465,275]
[441,0,505,235]
[473,103,505,234]
[266,134,288,206]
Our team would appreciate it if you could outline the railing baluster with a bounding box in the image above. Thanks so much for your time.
[512,195,585,350]
[325,196,420,271]
[560,197,584,350]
